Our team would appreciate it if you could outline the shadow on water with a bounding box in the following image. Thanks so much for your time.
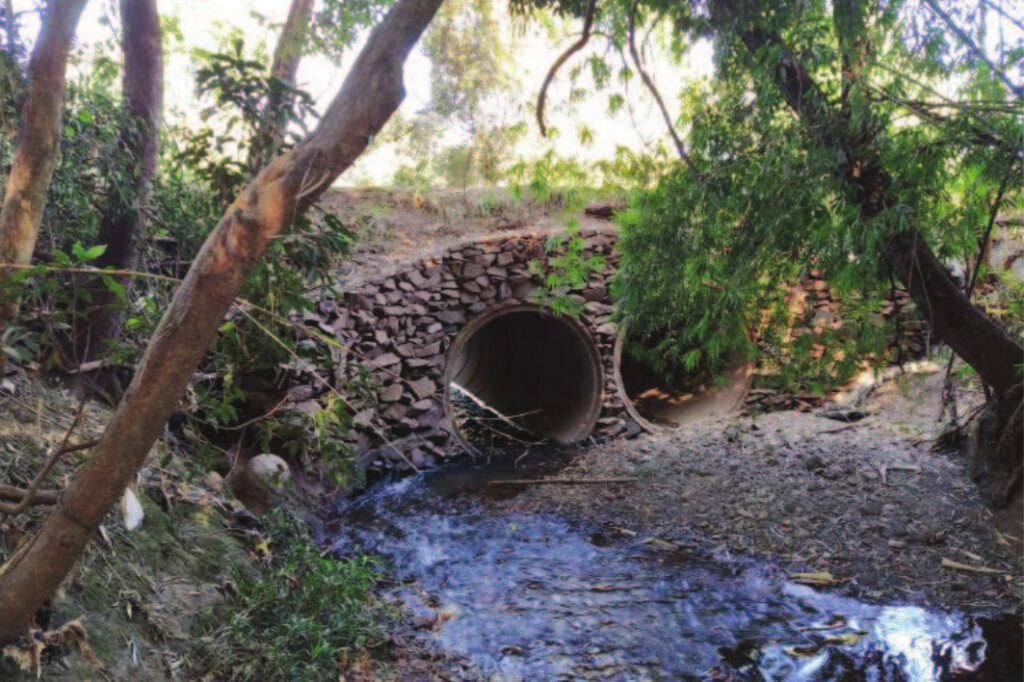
[326,452,1023,681]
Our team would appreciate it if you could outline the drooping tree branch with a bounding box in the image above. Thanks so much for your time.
[627,4,694,170]
[0,0,446,643]
[248,0,314,172]
[535,0,596,137]
[708,2,1023,407]
[982,0,1024,34]
[922,0,1022,100]
[0,0,89,360]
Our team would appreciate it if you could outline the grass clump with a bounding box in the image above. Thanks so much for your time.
[187,510,385,681]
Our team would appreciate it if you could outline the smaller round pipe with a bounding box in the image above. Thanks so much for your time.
[443,304,604,446]
[613,330,752,430]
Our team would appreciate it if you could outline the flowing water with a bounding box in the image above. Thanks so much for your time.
[325,456,1021,681]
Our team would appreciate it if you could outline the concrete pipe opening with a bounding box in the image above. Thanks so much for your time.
[614,330,752,430]
[443,304,603,447]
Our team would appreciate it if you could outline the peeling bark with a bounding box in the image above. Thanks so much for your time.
[0,0,89,356]
[74,0,163,369]
[0,0,445,642]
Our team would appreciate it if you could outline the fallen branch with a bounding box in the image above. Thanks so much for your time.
[0,484,59,506]
[486,477,637,486]
[887,464,922,473]
[0,397,86,515]
[818,423,863,435]
[940,557,1006,575]
[789,571,845,586]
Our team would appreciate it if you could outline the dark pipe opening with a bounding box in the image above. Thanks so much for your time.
[443,305,603,447]
[614,330,752,429]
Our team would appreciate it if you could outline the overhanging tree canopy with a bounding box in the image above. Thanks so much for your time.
[516,0,1022,415]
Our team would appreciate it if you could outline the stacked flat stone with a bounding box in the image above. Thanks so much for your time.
[311,228,927,473]
[316,228,630,472]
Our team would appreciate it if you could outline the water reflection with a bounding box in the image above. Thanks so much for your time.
[327,468,1016,681]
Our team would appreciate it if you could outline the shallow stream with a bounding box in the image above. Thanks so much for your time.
[325,455,1020,681]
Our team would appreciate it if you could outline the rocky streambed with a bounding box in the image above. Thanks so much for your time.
[324,448,1021,681]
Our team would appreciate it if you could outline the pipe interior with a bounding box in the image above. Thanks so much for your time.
[447,309,602,444]
[618,337,751,428]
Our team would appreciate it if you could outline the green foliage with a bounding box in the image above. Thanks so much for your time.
[158,36,362,482]
[307,0,395,63]
[382,0,524,188]
[188,510,385,681]
[509,145,672,318]
[183,34,316,200]
[0,26,365,483]
[604,0,1023,391]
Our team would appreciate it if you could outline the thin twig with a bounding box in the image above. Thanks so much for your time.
[0,395,87,515]
[941,169,1013,420]
[60,438,99,454]
[983,0,1024,33]
[536,0,597,137]
[940,557,1006,575]
[818,423,863,435]
[966,171,1012,300]
[922,0,1023,99]
[216,394,291,432]
[486,477,637,486]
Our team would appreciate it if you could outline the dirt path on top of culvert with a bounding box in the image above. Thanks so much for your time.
[487,370,1024,614]
[320,187,615,288]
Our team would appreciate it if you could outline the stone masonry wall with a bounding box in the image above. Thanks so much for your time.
[318,228,633,472]
[313,226,926,473]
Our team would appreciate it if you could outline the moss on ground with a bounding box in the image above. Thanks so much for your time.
[0,375,386,681]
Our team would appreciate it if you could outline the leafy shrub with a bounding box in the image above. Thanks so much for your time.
[1,33,366,484]
[188,510,385,681]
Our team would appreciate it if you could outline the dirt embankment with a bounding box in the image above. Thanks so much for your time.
[321,187,614,288]
[491,370,1024,614]
[0,374,259,680]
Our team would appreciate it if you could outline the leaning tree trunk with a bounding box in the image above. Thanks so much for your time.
[0,0,89,369]
[74,0,163,370]
[248,0,314,173]
[0,0,446,643]
[716,11,1024,410]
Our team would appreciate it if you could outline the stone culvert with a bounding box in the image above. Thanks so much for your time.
[315,226,925,473]
[321,227,634,472]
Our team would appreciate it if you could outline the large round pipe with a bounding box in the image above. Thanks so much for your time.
[443,304,604,445]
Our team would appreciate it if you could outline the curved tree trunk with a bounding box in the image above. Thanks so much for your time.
[74,0,163,371]
[0,0,89,367]
[248,0,314,173]
[0,0,446,643]
[713,7,1024,414]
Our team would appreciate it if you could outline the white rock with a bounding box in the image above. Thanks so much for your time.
[248,454,291,492]
[121,487,144,531]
